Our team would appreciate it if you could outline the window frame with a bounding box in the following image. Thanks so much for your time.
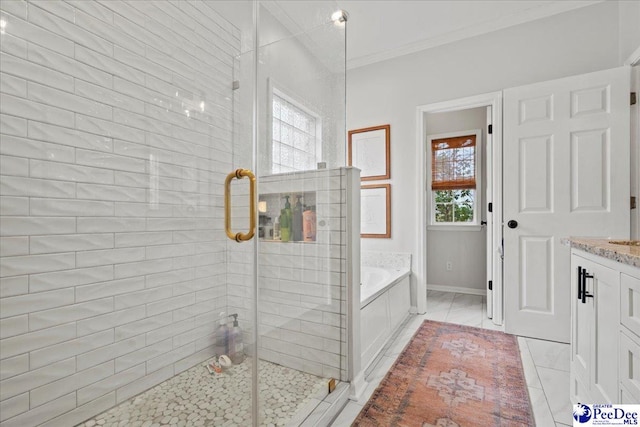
[427,129,482,230]
[268,81,323,175]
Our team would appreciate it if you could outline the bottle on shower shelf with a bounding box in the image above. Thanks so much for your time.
[303,206,316,242]
[274,216,280,240]
[292,195,303,241]
[263,217,273,240]
[283,195,291,218]
[280,208,290,242]
[281,195,292,242]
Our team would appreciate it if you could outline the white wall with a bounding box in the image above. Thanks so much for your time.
[348,1,622,307]
[619,0,640,64]
[425,108,486,291]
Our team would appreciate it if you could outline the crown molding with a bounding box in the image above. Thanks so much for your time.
[347,0,604,70]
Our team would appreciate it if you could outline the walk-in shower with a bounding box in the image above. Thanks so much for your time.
[0,1,353,425]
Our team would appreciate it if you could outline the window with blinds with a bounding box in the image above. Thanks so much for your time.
[431,135,476,190]
[271,92,320,174]
[429,133,480,224]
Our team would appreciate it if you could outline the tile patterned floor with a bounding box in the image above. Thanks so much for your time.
[330,290,572,427]
[78,358,327,427]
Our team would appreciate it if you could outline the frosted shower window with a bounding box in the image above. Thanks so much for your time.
[271,91,321,173]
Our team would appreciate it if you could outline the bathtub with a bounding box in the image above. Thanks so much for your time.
[360,265,411,371]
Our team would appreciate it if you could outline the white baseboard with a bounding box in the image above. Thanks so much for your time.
[409,305,424,315]
[427,284,485,296]
[349,370,367,402]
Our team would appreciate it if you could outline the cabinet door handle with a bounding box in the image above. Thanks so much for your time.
[581,268,594,304]
[577,266,583,300]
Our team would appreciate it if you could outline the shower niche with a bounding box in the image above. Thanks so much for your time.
[258,191,317,242]
[258,169,345,244]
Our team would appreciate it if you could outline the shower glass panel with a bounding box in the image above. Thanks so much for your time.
[256,4,347,425]
[230,1,348,424]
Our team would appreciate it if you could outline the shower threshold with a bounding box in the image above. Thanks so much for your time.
[77,358,328,427]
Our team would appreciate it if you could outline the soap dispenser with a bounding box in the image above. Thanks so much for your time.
[228,314,245,364]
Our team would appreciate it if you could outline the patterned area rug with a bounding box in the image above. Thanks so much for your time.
[353,321,534,426]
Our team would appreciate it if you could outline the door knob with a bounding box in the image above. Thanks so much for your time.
[507,220,518,229]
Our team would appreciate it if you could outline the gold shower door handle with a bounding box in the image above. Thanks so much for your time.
[224,169,256,242]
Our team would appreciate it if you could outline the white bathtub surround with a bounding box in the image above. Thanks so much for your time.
[360,251,411,306]
[360,266,409,307]
[361,251,411,270]
[359,252,411,375]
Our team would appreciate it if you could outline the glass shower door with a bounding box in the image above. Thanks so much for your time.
[228,2,347,424]
[255,3,348,425]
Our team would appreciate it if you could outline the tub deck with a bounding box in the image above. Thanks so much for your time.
[361,267,411,307]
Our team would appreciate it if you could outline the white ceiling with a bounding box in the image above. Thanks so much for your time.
[272,0,604,69]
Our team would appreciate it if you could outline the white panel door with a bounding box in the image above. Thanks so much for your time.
[504,66,630,342]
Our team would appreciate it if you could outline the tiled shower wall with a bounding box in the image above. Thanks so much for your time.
[0,1,239,425]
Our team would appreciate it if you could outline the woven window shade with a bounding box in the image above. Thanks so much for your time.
[431,135,476,190]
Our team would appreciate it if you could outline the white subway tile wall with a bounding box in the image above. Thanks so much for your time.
[0,1,239,425]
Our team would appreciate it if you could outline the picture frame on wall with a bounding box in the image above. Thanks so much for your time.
[348,124,390,181]
[361,184,391,238]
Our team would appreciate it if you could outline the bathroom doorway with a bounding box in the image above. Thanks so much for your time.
[416,92,503,325]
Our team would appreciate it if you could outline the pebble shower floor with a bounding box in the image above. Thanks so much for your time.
[77,359,327,427]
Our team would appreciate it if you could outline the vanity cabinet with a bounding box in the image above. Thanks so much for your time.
[570,252,620,403]
[570,248,640,405]
[619,273,640,402]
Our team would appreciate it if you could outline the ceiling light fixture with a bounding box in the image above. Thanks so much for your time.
[331,10,348,27]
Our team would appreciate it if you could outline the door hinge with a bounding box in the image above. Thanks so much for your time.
[488,280,493,291]
[488,202,493,213]
[632,92,637,106]
[488,124,493,134]
[232,80,240,90]
[632,196,637,210]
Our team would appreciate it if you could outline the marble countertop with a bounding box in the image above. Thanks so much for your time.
[562,237,640,268]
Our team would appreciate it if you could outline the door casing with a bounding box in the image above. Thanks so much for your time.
[416,91,503,323]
